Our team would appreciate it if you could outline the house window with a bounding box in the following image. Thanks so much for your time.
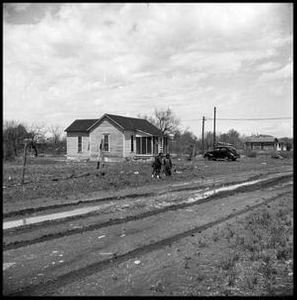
[78,136,82,153]
[147,137,152,153]
[136,137,152,154]
[131,135,134,152]
[103,134,110,151]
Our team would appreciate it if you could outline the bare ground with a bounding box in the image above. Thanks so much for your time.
[3,156,293,296]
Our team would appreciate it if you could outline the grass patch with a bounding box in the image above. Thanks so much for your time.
[218,251,239,271]
[200,196,293,296]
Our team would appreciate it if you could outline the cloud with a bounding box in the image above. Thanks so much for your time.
[259,62,293,82]
[3,3,293,137]
[256,61,282,71]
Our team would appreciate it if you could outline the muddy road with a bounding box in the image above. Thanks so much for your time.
[3,167,293,296]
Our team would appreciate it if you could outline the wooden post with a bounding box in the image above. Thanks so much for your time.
[21,139,29,184]
[202,116,205,154]
[213,107,216,150]
[192,138,196,158]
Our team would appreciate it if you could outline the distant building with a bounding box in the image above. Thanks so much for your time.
[64,113,168,161]
[245,134,287,152]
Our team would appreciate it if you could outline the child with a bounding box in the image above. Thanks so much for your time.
[152,153,162,178]
[163,153,172,176]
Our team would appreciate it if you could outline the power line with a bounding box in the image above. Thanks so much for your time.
[181,117,292,121]
[207,117,292,121]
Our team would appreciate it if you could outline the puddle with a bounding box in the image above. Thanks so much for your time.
[155,176,292,208]
[171,178,222,188]
[3,262,16,270]
[3,202,115,230]
[3,174,292,230]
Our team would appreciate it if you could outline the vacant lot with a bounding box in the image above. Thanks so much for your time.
[2,154,292,213]
[3,154,293,296]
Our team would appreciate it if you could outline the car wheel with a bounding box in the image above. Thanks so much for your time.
[224,156,229,161]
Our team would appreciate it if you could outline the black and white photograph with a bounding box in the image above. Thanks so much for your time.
[3,2,293,296]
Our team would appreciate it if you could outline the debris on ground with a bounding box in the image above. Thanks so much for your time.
[134,260,141,265]
[149,280,165,292]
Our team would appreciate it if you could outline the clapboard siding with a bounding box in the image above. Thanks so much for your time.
[66,132,90,158]
[124,130,136,158]
[90,120,123,160]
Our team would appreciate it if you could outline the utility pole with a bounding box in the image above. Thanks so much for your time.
[213,106,216,150]
[202,116,205,154]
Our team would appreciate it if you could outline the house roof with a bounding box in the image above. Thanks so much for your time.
[246,135,277,143]
[104,114,164,136]
[65,114,164,136]
[64,119,98,132]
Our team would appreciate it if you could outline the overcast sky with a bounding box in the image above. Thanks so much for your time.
[3,3,293,138]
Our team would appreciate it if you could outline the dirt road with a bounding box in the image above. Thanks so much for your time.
[3,166,293,296]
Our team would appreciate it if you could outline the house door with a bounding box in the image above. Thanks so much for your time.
[153,137,158,155]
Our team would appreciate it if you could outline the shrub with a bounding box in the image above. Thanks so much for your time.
[277,151,293,159]
[258,261,277,280]
[219,252,239,270]
[244,269,258,289]
[212,231,220,242]
[226,268,237,286]
[253,210,271,227]
[271,151,283,159]
[276,246,291,261]
[198,239,208,248]
[224,227,236,240]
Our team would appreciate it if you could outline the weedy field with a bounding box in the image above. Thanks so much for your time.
[180,193,293,296]
[3,154,293,296]
[3,154,292,212]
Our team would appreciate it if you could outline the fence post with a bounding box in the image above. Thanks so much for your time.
[21,139,29,185]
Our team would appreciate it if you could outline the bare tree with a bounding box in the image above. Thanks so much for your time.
[26,122,46,157]
[48,124,63,144]
[139,108,180,135]
[154,108,181,134]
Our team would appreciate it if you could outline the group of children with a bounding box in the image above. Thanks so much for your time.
[151,153,173,179]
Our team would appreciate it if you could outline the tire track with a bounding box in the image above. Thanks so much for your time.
[3,174,292,251]
[5,170,291,219]
[7,189,292,296]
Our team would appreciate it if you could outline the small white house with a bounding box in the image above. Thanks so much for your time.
[65,113,168,161]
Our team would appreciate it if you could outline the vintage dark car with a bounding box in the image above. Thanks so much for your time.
[203,146,240,161]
